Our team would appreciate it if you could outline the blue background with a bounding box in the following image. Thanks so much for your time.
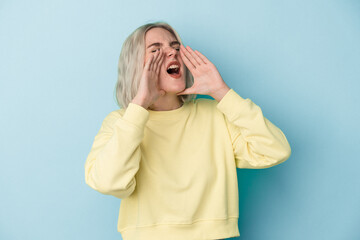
[1,0,359,239]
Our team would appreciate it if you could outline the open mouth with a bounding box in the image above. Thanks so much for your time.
[165,61,182,78]
[166,66,180,75]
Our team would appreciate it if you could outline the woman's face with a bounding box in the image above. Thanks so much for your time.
[144,27,186,94]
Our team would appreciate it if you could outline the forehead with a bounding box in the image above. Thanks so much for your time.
[145,27,176,43]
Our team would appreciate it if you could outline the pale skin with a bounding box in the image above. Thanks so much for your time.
[131,27,230,110]
[131,27,185,110]
[177,44,231,102]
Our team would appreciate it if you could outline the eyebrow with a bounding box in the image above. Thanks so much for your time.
[146,40,181,49]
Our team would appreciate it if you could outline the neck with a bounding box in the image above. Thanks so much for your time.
[148,94,183,111]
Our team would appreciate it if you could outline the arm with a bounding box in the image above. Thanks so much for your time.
[216,88,292,169]
[84,103,149,198]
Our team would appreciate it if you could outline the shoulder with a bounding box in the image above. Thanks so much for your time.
[100,108,125,129]
[104,108,124,119]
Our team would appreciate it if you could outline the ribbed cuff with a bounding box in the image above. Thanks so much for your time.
[216,89,247,122]
[122,102,149,129]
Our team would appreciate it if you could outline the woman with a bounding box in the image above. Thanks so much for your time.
[84,21,291,240]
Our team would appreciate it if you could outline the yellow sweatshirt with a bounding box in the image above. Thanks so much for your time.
[84,88,291,240]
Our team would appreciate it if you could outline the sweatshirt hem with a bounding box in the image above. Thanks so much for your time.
[118,216,240,240]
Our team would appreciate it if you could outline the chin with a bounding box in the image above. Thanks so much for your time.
[159,77,186,93]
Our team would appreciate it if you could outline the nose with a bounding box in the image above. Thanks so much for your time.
[165,46,178,57]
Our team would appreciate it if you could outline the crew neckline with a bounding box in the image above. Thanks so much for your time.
[147,101,190,120]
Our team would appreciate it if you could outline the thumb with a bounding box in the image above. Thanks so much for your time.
[176,87,194,96]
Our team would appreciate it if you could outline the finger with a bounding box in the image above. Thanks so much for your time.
[180,45,198,67]
[194,49,208,64]
[176,86,195,95]
[145,54,154,70]
[185,46,202,66]
[149,50,160,71]
[153,49,162,71]
[155,51,164,74]
[180,45,196,71]
[153,48,163,72]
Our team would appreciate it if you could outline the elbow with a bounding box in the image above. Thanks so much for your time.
[87,178,136,199]
[279,130,292,163]
[270,136,292,166]
[256,144,292,169]
[281,142,292,162]
[85,168,137,199]
[272,143,291,167]
[97,178,136,199]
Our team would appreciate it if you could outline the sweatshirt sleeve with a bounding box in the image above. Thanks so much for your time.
[84,103,149,198]
[216,89,291,169]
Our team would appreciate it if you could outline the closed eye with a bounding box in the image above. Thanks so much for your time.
[151,47,180,53]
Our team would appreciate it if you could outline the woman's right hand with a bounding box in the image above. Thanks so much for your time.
[131,48,165,109]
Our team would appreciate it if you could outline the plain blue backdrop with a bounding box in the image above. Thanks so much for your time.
[1,0,359,239]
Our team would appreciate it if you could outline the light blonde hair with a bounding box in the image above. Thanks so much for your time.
[114,21,197,109]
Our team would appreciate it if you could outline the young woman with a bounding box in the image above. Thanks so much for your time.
[84,21,291,240]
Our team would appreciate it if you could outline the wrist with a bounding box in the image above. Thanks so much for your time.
[210,84,231,102]
[131,97,149,109]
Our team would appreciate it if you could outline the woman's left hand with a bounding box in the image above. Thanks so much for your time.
[176,45,230,98]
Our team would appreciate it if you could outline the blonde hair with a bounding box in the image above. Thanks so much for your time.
[114,21,197,109]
